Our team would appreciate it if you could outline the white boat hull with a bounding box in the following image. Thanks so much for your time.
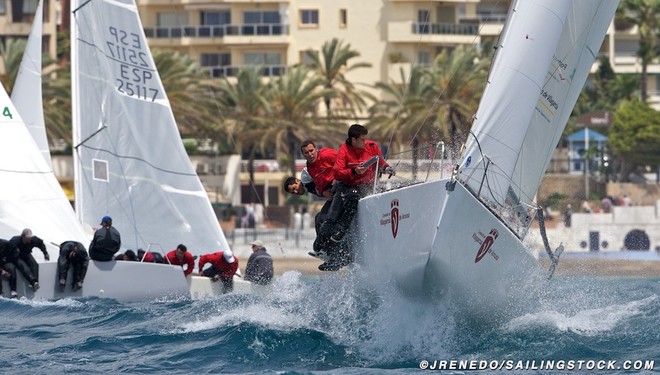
[356,180,545,320]
[2,261,189,301]
[1,261,264,301]
[188,275,262,300]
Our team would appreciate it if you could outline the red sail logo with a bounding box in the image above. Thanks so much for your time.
[475,229,498,263]
[391,199,399,238]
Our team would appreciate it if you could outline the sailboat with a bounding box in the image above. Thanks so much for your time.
[353,0,619,320]
[3,0,188,300]
[1,0,239,300]
[70,0,250,298]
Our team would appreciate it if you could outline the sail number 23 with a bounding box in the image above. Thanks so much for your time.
[106,26,159,102]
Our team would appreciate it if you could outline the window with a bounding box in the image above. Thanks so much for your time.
[201,53,232,77]
[157,12,189,27]
[0,0,6,15]
[243,11,281,35]
[201,11,230,25]
[245,52,281,66]
[418,51,430,66]
[417,9,430,34]
[339,9,347,28]
[201,53,231,67]
[243,11,280,24]
[300,50,317,66]
[299,9,319,27]
[92,159,109,182]
[245,52,283,76]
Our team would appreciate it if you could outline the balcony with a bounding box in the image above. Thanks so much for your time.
[205,64,287,78]
[139,0,288,4]
[388,21,479,45]
[145,23,289,46]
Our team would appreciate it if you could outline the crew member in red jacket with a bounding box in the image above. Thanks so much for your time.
[301,140,336,199]
[198,250,239,293]
[334,124,393,188]
[164,244,195,276]
[318,124,395,271]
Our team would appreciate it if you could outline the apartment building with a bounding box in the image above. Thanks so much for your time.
[135,0,659,108]
[0,0,58,73]
[1,0,656,107]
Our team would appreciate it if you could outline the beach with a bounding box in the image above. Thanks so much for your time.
[271,256,660,277]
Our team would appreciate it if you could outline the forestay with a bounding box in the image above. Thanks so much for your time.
[459,0,619,237]
[71,0,229,255]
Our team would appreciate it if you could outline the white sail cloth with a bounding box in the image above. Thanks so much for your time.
[11,0,50,168]
[71,0,229,255]
[459,0,619,235]
[0,86,89,257]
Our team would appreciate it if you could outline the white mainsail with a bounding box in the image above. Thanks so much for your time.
[71,0,229,255]
[11,0,50,168]
[458,0,618,236]
[0,85,88,258]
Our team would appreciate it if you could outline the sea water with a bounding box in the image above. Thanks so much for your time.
[0,269,658,374]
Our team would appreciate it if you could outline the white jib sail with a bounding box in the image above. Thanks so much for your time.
[459,0,618,235]
[11,0,51,168]
[0,85,89,257]
[70,0,229,255]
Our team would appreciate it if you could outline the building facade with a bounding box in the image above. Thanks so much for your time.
[134,0,659,108]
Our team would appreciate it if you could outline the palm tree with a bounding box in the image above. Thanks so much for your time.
[307,38,373,119]
[215,66,270,201]
[369,65,435,179]
[616,0,660,102]
[264,65,334,176]
[426,46,488,149]
[153,50,222,137]
[0,39,27,90]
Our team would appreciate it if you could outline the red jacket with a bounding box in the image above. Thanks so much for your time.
[307,147,337,195]
[198,251,239,280]
[334,140,389,186]
[165,250,195,276]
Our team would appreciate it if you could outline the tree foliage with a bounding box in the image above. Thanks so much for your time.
[616,0,660,101]
[307,38,373,119]
[609,99,660,180]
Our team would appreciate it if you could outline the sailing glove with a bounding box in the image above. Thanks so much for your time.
[384,166,396,178]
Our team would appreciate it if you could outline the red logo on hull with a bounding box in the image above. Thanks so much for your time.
[475,229,499,263]
[391,199,399,238]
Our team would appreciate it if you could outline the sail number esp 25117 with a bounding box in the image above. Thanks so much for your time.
[106,27,160,102]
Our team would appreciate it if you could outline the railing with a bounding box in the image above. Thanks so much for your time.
[226,227,316,252]
[412,22,479,36]
[205,64,287,78]
[144,23,289,39]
